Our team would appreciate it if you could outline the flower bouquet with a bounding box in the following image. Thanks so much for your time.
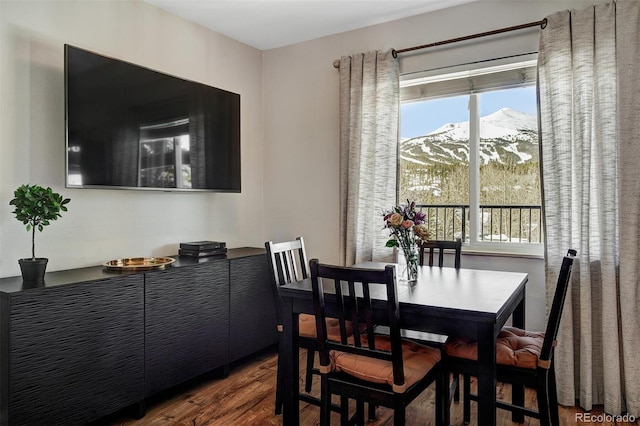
[383,200,429,282]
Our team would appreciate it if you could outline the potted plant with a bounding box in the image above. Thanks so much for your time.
[9,184,70,282]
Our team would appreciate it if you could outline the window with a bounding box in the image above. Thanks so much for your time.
[399,60,542,255]
[138,118,192,189]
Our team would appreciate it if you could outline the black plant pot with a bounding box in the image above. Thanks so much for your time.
[18,258,48,283]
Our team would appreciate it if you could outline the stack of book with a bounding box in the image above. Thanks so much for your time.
[178,241,227,258]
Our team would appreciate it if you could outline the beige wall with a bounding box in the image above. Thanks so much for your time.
[0,0,264,276]
[261,0,607,330]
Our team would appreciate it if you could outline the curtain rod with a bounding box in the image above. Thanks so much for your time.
[332,18,547,69]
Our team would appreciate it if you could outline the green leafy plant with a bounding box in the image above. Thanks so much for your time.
[9,184,71,261]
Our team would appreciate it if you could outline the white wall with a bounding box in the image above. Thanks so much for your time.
[0,0,264,277]
[262,0,606,330]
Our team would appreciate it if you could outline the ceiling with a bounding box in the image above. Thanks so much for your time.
[143,0,478,50]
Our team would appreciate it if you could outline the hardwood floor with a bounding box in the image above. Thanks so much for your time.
[94,348,637,426]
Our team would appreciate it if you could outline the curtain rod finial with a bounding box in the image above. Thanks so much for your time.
[392,49,398,58]
[541,18,548,29]
[333,59,340,69]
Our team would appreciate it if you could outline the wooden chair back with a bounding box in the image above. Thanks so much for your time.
[309,259,406,389]
[265,237,309,325]
[448,248,577,424]
[265,237,309,286]
[539,249,577,367]
[418,238,462,269]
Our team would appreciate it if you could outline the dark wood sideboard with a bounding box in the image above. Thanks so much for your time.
[0,248,277,426]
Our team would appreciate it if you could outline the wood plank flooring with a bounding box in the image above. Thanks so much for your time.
[93,348,638,426]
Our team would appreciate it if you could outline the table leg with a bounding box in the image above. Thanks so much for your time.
[512,288,525,329]
[282,298,300,425]
[511,289,526,422]
[476,323,497,426]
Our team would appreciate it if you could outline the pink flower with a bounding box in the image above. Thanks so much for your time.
[401,220,414,229]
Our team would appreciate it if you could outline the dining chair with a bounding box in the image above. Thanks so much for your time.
[418,238,462,269]
[265,237,348,415]
[401,238,463,346]
[411,238,464,404]
[310,258,447,426]
[443,249,577,426]
[376,238,463,345]
[375,238,464,412]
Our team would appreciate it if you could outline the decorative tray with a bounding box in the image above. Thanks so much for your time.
[103,257,175,272]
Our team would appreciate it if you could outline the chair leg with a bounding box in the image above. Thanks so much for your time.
[274,347,284,415]
[393,402,406,426]
[355,400,365,425]
[305,348,315,393]
[548,365,560,426]
[511,381,525,423]
[340,396,350,426]
[319,375,331,426]
[463,374,471,424]
[537,371,551,426]
[368,403,377,421]
[437,366,448,426]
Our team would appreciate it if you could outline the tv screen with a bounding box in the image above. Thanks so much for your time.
[65,44,241,192]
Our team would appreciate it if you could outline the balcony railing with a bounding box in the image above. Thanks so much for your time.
[415,204,543,243]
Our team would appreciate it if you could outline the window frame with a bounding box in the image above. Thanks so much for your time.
[399,58,543,257]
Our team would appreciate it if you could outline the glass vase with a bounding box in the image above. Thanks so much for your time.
[400,243,419,283]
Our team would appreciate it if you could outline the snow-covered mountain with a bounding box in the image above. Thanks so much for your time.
[401,108,538,166]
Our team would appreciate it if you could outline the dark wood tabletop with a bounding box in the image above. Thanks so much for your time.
[278,262,528,425]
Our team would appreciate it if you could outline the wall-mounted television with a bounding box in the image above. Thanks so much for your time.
[65,44,241,192]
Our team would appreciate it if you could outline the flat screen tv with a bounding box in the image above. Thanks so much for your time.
[65,44,241,192]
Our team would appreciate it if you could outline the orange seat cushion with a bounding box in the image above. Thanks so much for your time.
[298,313,355,342]
[444,326,544,369]
[330,335,441,390]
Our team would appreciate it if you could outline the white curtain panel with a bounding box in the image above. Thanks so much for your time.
[538,0,640,416]
[617,1,640,419]
[338,50,399,266]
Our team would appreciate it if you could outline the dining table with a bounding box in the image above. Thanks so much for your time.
[277,261,528,425]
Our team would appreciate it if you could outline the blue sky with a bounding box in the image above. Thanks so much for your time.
[401,86,537,138]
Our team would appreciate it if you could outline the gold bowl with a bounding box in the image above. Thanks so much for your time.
[103,257,175,272]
